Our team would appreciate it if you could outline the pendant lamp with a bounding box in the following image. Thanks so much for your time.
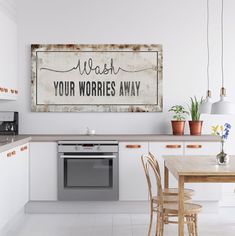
[211,0,235,114]
[200,0,212,114]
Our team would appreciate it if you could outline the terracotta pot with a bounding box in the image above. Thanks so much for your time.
[171,121,185,135]
[189,121,203,135]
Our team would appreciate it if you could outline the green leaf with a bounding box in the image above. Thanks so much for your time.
[169,105,188,120]
[188,96,202,121]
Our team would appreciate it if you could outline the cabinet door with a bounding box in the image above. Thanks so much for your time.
[149,142,184,188]
[0,148,18,229]
[184,141,221,201]
[29,142,57,200]
[119,142,148,200]
[0,144,29,230]
[0,151,8,229]
[220,184,235,206]
[16,143,29,207]
[184,142,220,156]
[0,11,18,100]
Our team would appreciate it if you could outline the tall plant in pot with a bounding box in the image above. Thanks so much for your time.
[168,105,188,135]
[188,97,203,135]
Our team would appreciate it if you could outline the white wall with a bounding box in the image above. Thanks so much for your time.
[0,0,16,22]
[0,0,234,143]
[0,0,17,100]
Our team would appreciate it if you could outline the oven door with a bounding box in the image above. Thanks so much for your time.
[58,153,119,201]
[63,156,114,188]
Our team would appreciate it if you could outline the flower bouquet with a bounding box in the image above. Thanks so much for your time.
[212,123,231,165]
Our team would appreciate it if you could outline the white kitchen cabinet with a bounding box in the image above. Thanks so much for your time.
[149,142,184,188]
[220,184,235,206]
[184,142,220,156]
[184,141,221,201]
[28,139,223,203]
[120,141,222,202]
[29,142,58,200]
[149,141,222,201]
[119,142,148,200]
[149,141,221,201]
[15,144,29,208]
[0,10,18,100]
[0,143,29,230]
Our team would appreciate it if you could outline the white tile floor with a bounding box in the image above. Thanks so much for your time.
[1,208,235,236]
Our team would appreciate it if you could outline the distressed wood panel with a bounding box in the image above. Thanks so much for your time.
[31,44,163,112]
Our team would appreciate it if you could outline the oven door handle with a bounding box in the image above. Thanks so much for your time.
[59,155,116,159]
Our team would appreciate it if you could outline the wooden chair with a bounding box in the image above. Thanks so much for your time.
[148,152,194,197]
[141,155,202,236]
[141,155,192,204]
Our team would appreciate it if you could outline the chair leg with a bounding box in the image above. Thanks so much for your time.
[194,214,198,236]
[165,212,169,224]
[190,214,198,236]
[157,212,164,236]
[148,210,153,236]
[155,212,164,236]
[186,215,192,236]
[160,213,164,236]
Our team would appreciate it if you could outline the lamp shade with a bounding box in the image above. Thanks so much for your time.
[211,95,235,114]
[200,96,212,114]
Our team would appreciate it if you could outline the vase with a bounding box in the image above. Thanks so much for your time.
[189,121,203,135]
[171,121,185,135]
[216,141,229,165]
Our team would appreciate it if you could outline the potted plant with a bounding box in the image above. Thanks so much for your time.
[188,97,203,135]
[168,105,188,135]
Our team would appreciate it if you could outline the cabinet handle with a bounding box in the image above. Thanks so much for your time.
[126,145,141,148]
[7,150,16,157]
[7,152,12,157]
[21,146,28,151]
[186,144,202,149]
[165,144,181,148]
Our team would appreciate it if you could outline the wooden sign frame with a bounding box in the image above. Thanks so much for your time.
[31,44,163,112]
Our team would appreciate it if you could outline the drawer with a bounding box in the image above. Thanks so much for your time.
[156,142,184,155]
[184,142,220,156]
[119,142,149,200]
[149,142,184,189]
[222,183,235,195]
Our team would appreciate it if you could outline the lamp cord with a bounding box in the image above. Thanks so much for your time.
[207,0,210,92]
[221,0,224,88]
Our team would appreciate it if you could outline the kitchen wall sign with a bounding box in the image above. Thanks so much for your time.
[31,44,163,112]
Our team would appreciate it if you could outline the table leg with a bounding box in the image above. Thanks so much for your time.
[164,161,169,189]
[178,176,185,236]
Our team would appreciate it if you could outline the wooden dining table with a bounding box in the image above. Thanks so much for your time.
[163,155,235,236]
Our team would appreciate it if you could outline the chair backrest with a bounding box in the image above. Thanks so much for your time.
[148,152,162,178]
[141,155,164,204]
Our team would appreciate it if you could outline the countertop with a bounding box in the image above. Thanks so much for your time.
[0,135,31,153]
[27,134,220,142]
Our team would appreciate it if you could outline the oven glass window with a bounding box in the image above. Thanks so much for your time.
[64,159,113,188]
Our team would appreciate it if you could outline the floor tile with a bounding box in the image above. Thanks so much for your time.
[1,207,235,236]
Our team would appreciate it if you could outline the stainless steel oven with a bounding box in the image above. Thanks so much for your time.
[58,141,119,201]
